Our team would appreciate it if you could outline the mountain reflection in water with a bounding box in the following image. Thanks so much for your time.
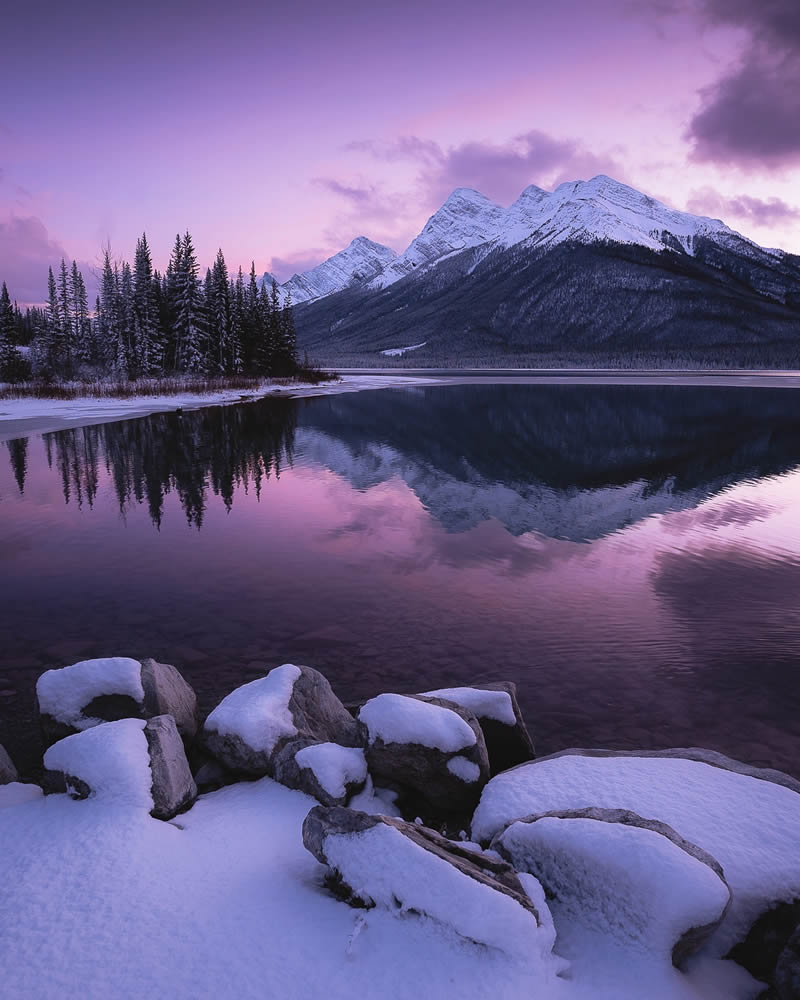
[1,383,799,778]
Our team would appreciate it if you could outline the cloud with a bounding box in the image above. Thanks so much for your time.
[269,248,330,281]
[686,186,800,225]
[350,130,626,208]
[0,215,70,305]
[686,0,800,166]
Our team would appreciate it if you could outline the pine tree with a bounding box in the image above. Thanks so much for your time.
[118,262,134,379]
[209,249,232,374]
[230,268,245,374]
[244,262,260,370]
[0,281,17,380]
[70,261,90,366]
[57,259,73,375]
[277,289,297,375]
[257,282,273,374]
[176,231,205,373]
[132,233,160,376]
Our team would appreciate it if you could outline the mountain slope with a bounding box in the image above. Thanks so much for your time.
[267,237,396,304]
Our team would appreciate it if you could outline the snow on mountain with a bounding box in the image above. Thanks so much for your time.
[369,188,508,290]
[273,237,397,304]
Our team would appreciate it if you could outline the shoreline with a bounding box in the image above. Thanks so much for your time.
[2,368,800,443]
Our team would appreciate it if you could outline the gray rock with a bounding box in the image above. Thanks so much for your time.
[143,715,197,820]
[273,738,367,806]
[776,925,800,999]
[493,807,731,968]
[360,694,490,814]
[0,743,18,784]
[37,656,199,749]
[303,805,546,951]
[727,898,800,993]
[203,665,364,778]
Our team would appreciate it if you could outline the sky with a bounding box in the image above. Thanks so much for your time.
[1,0,799,303]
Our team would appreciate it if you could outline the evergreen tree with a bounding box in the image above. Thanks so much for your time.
[257,282,273,374]
[0,282,17,380]
[132,233,160,376]
[243,262,260,369]
[57,259,73,375]
[70,261,90,365]
[175,231,205,372]
[119,262,134,379]
[277,289,297,375]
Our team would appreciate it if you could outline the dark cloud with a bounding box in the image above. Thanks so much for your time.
[0,215,70,305]
[347,130,626,208]
[687,186,800,225]
[686,0,800,166]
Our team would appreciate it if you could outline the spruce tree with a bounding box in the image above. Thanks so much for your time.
[132,233,160,376]
[70,261,90,366]
[176,231,205,373]
[0,282,17,380]
[57,259,73,375]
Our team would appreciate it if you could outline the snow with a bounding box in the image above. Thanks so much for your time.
[380,342,427,357]
[497,815,730,960]
[421,686,517,725]
[204,664,301,753]
[472,752,800,956]
[294,743,367,799]
[0,375,443,443]
[0,773,762,999]
[277,237,398,304]
[446,756,482,783]
[316,820,558,963]
[347,775,403,817]
[36,657,144,729]
[358,693,477,752]
[0,783,43,809]
[43,719,153,809]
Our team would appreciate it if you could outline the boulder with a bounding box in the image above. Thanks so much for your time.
[0,743,18,785]
[727,899,800,995]
[493,807,731,968]
[43,715,197,820]
[203,664,363,778]
[273,739,367,806]
[358,693,490,815]
[421,682,534,773]
[471,747,800,959]
[36,656,198,748]
[776,925,800,1000]
[302,805,556,962]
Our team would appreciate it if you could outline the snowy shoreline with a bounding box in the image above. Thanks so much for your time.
[0,374,443,443]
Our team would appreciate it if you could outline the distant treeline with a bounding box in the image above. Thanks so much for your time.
[0,233,297,383]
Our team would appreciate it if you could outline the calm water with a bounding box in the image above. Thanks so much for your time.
[2,383,800,777]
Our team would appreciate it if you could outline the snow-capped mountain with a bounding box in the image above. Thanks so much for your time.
[269,237,396,304]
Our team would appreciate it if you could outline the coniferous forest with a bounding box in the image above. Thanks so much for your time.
[0,233,297,384]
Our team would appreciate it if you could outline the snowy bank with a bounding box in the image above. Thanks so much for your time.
[0,374,442,443]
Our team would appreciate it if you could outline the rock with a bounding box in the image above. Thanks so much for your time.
[143,716,198,820]
[203,664,363,778]
[43,716,196,820]
[36,656,199,748]
[776,925,800,999]
[0,743,18,785]
[471,747,800,958]
[302,805,556,960]
[727,899,800,994]
[359,693,489,815]
[493,807,731,968]
[420,682,534,774]
[273,739,367,806]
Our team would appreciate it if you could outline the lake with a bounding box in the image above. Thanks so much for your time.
[2,381,800,778]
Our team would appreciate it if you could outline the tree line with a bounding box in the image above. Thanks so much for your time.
[0,232,297,382]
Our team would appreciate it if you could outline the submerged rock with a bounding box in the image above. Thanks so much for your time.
[358,693,490,814]
[493,806,731,968]
[0,743,18,785]
[43,715,197,820]
[36,656,199,748]
[302,805,555,960]
[203,664,363,778]
[420,682,534,774]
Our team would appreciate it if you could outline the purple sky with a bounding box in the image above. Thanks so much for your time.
[1,0,799,303]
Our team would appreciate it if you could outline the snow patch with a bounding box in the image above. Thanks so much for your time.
[446,756,482,783]
[380,342,427,357]
[294,743,367,800]
[0,783,44,809]
[204,664,301,753]
[422,686,516,725]
[359,694,477,752]
[36,657,144,729]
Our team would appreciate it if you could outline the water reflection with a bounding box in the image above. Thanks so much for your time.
[2,383,800,780]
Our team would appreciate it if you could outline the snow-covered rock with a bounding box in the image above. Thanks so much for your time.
[358,694,489,814]
[471,748,800,957]
[494,807,731,968]
[203,664,364,777]
[36,656,199,747]
[302,805,558,963]
[43,716,196,820]
[420,682,535,774]
[727,897,800,994]
[0,782,43,808]
[279,237,397,304]
[0,743,18,784]
[273,739,368,806]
